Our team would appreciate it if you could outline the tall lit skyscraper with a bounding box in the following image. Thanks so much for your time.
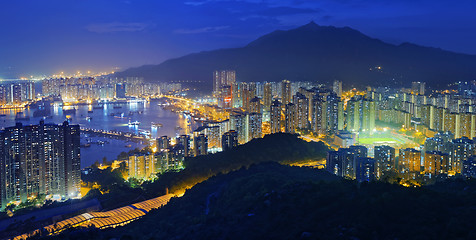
[247,112,262,141]
[222,130,238,151]
[293,93,309,130]
[311,95,327,136]
[285,103,296,133]
[281,80,292,106]
[193,134,208,156]
[333,80,342,97]
[263,82,273,112]
[250,97,261,114]
[270,100,282,134]
[0,121,80,209]
[213,70,236,96]
[374,145,395,179]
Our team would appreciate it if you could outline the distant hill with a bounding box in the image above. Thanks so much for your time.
[116,22,476,90]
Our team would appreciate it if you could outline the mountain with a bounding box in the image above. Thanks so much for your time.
[116,22,476,90]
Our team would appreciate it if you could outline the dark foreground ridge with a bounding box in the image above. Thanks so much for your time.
[117,22,476,90]
[45,163,476,240]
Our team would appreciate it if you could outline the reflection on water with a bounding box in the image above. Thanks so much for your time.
[0,99,200,168]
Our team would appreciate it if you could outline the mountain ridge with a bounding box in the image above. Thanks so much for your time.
[116,22,476,90]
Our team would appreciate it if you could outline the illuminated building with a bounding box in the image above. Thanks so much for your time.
[449,137,474,174]
[222,130,238,151]
[334,130,355,148]
[193,134,208,156]
[326,151,341,176]
[424,151,449,176]
[374,145,395,179]
[328,146,367,179]
[128,154,146,179]
[176,135,191,157]
[311,95,326,135]
[424,132,454,154]
[361,98,376,132]
[326,93,343,135]
[115,83,126,98]
[247,112,262,141]
[230,111,247,144]
[355,157,376,182]
[0,85,7,105]
[333,80,342,97]
[293,92,309,130]
[411,81,426,95]
[218,85,232,109]
[241,82,252,112]
[213,70,236,96]
[284,103,296,133]
[281,79,292,106]
[270,100,282,134]
[462,156,476,178]
[263,82,273,112]
[156,136,170,151]
[346,97,361,132]
[231,82,241,108]
[398,148,421,178]
[193,126,220,149]
[0,121,80,209]
[249,96,261,113]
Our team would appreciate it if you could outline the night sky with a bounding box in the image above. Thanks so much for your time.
[1,0,475,78]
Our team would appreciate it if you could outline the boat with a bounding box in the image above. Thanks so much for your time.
[0,114,6,117]
[88,110,93,113]
[113,105,122,109]
[86,116,92,121]
[125,144,132,148]
[151,122,163,128]
[128,120,140,127]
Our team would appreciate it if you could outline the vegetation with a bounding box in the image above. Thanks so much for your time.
[141,133,329,195]
[46,163,476,240]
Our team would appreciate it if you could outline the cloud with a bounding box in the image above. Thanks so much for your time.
[174,26,230,34]
[254,6,321,17]
[86,22,151,33]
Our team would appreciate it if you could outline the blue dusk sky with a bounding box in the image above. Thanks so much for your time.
[1,0,475,78]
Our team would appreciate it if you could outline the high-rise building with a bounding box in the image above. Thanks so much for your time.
[449,137,474,174]
[362,98,376,132]
[213,70,236,96]
[263,82,273,112]
[355,157,376,182]
[374,145,395,179]
[241,82,251,112]
[0,121,80,209]
[247,112,262,141]
[411,82,426,95]
[326,93,343,135]
[177,135,191,157]
[281,80,292,106]
[218,85,232,109]
[311,95,327,136]
[230,111,247,144]
[462,156,476,178]
[333,80,342,97]
[424,151,449,176]
[115,83,126,98]
[399,148,421,178]
[156,136,170,151]
[222,130,238,151]
[250,97,261,113]
[193,134,208,156]
[293,93,309,130]
[284,103,296,133]
[270,100,282,134]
